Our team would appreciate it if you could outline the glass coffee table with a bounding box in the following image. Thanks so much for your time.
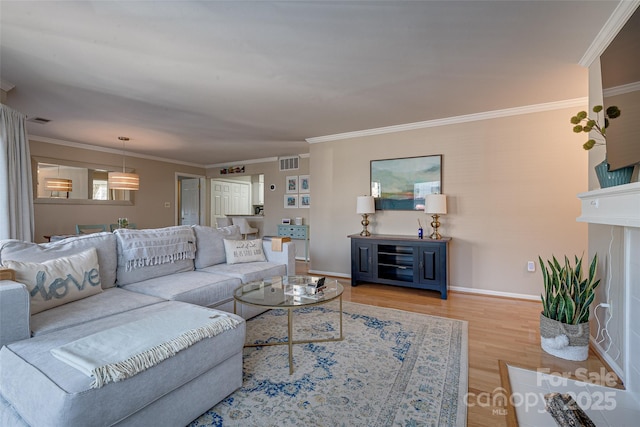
[234,275,344,374]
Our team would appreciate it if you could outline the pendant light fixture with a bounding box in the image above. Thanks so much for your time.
[44,178,73,192]
[44,165,72,197]
[108,136,139,191]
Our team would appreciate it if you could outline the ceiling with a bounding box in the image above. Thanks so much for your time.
[0,1,622,166]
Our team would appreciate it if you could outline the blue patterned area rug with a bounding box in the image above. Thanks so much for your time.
[190,301,468,426]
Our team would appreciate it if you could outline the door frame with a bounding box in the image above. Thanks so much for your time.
[175,173,207,226]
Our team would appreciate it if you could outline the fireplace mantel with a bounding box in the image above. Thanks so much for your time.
[577,182,640,227]
[576,181,640,395]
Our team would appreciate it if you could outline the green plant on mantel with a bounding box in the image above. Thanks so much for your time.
[539,254,600,325]
[570,105,621,150]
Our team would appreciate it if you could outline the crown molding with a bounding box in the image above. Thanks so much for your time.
[206,157,278,168]
[306,98,588,143]
[205,152,309,168]
[31,134,310,168]
[604,81,640,97]
[28,135,205,168]
[579,0,640,68]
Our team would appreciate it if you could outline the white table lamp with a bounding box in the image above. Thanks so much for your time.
[425,193,447,239]
[356,196,375,236]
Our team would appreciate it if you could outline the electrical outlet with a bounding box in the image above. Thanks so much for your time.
[164,202,170,208]
[527,261,536,272]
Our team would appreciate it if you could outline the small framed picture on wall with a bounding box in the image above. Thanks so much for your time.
[299,175,310,193]
[300,194,310,208]
[286,176,298,194]
[284,194,298,208]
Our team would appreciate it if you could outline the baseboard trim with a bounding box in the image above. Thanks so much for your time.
[449,286,539,301]
[308,271,540,301]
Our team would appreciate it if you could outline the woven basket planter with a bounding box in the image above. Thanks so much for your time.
[539,313,589,361]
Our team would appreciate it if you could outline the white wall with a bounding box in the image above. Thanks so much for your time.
[309,107,589,296]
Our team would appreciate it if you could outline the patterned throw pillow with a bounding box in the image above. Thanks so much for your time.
[223,239,266,264]
[2,248,102,315]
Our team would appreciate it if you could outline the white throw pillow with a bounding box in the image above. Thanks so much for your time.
[223,239,266,264]
[3,248,102,315]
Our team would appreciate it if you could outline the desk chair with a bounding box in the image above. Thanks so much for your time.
[75,224,108,234]
[231,217,259,239]
[215,217,232,228]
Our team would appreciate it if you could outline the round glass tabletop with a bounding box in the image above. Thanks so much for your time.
[233,275,344,308]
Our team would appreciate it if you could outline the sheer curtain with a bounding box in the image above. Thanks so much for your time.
[0,103,34,241]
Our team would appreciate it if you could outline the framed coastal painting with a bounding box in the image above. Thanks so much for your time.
[370,154,442,211]
[286,176,298,194]
[284,194,298,208]
[299,175,310,193]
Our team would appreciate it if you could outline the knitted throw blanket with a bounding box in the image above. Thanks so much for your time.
[50,305,242,388]
[115,227,196,271]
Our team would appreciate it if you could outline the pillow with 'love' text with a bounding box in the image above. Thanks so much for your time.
[2,248,102,315]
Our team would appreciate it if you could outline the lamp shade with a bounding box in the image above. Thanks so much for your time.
[356,196,375,214]
[108,172,140,190]
[425,193,447,214]
[44,178,72,192]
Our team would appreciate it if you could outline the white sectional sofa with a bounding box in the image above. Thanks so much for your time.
[0,224,295,427]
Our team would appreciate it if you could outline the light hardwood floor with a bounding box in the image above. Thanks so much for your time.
[296,262,622,427]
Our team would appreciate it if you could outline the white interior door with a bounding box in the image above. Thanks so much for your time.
[211,179,251,223]
[231,182,251,214]
[211,180,231,224]
[179,178,200,225]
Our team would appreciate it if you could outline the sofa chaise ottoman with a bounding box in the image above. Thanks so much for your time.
[0,301,245,427]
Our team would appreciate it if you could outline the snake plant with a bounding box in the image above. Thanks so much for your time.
[539,254,600,325]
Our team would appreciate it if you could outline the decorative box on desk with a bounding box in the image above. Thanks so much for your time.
[348,234,450,299]
[278,224,309,261]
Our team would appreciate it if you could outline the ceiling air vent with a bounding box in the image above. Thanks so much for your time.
[27,117,51,124]
[279,156,299,171]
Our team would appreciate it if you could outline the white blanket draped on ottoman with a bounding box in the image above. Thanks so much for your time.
[51,305,241,388]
